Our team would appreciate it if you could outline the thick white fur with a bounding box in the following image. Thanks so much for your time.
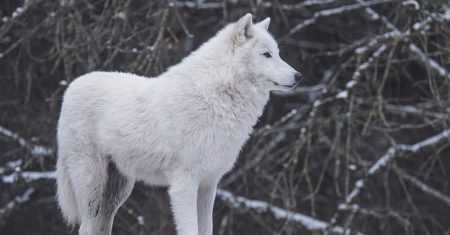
[56,13,300,235]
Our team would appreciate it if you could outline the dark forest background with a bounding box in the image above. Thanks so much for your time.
[1,0,449,234]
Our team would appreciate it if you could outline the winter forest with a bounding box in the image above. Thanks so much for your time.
[1,0,450,234]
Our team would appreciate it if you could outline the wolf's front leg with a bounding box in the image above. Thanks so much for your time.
[197,179,219,235]
[168,173,199,235]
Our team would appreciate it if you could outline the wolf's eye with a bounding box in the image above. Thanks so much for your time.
[262,52,272,58]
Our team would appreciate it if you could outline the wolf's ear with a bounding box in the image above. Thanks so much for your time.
[256,17,270,30]
[233,13,253,46]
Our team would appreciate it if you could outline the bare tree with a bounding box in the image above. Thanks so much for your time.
[1,0,449,234]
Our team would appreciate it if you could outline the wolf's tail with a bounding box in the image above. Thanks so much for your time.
[56,157,80,226]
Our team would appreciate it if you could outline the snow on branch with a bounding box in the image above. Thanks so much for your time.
[172,1,224,9]
[2,171,56,184]
[353,44,387,79]
[332,44,387,102]
[327,128,450,227]
[216,189,361,235]
[0,126,53,156]
[384,103,449,119]
[287,0,393,36]
[398,170,450,208]
[353,6,447,56]
[1,0,30,23]
[0,169,365,234]
[408,44,450,80]
[0,188,35,218]
[0,159,23,175]
[359,2,450,80]
[0,126,27,146]
[173,0,337,10]
[342,128,450,208]
[397,129,450,153]
[260,0,337,10]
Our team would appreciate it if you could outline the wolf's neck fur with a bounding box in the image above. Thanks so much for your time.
[161,25,270,129]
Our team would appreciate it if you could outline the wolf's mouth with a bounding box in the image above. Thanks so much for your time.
[270,80,297,89]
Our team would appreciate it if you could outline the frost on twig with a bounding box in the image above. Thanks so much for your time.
[2,171,57,184]
[0,188,35,219]
[408,44,450,80]
[0,126,53,156]
[287,0,393,36]
[1,0,30,23]
[397,170,450,208]
[335,129,450,216]
[359,3,450,80]
[173,0,337,10]
[217,189,362,235]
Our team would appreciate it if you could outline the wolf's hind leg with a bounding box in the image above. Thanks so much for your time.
[77,160,134,235]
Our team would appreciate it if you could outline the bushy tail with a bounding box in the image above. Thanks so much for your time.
[56,157,80,226]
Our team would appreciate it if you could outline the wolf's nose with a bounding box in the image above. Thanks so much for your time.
[294,72,303,82]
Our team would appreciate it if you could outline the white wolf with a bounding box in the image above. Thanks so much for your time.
[56,13,302,235]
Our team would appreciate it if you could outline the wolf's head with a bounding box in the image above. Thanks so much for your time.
[230,13,302,91]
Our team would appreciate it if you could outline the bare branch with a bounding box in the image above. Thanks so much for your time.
[2,171,56,184]
[333,129,450,222]
[287,0,394,36]
[397,170,450,208]
[216,189,362,235]
[0,188,35,219]
[0,126,53,156]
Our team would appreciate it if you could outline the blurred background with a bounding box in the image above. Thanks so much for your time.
[1,0,449,234]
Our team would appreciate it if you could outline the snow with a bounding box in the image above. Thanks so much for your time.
[137,216,144,225]
[444,8,450,20]
[402,0,419,10]
[341,129,450,208]
[368,147,396,175]
[355,46,368,55]
[0,188,35,216]
[353,43,386,80]
[0,160,22,175]
[301,127,306,135]
[401,172,450,207]
[280,109,298,123]
[365,8,379,20]
[216,189,359,234]
[31,145,54,156]
[346,80,357,89]
[0,126,54,156]
[409,44,450,80]
[355,179,364,188]
[115,12,126,20]
[313,100,321,107]
[59,80,68,86]
[6,159,23,169]
[289,0,392,35]
[399,129,450,153]
[346,179,365,203]
[336,90,348,99]
[2,171,56,184]
[0,126,27,146]
[361,2,450,80]
[11,7,23,18]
